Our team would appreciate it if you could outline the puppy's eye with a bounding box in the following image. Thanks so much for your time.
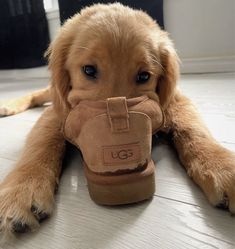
[136,71,150,84]
[82,65,97,78]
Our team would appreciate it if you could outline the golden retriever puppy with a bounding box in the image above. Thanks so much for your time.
[0,3,234,236]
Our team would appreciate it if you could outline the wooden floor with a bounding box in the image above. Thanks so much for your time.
[0,73,234,249]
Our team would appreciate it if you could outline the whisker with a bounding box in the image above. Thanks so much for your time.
[77,46,90,51]
[150,54,164,71]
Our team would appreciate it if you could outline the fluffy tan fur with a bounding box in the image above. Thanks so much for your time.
[0,3,234,237]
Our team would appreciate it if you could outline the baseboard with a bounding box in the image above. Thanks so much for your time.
[181,56,235,73]
[0,66,49,80]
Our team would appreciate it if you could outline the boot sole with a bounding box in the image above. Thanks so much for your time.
[84,160,155,205]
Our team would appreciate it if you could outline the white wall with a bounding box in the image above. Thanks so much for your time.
[164,0,235,73]
[46,9,60,41]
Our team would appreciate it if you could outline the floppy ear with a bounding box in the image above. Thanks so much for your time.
[45,16,80,117]
[46,38,71,117]
[156,41,180,109]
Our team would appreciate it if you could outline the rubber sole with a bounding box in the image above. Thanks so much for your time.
[84,160,155,205]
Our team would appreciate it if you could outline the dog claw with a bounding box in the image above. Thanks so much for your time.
[38,212,49,223]
[31,205,49,223]
[31,205,38,214]
[216,193,229,210]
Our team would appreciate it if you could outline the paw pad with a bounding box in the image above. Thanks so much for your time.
[12,221,29,233]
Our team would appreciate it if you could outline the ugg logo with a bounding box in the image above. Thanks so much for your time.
[111,149,133,160]
[103,143,140,165]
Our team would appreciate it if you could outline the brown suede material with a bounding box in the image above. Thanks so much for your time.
[63,96,164,173]
[78,112,152,173]
[107,97,130,132]
[130,98,164,133]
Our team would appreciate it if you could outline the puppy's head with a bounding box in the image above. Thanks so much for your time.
[47,3,179,116]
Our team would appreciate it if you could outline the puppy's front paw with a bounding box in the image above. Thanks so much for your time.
[0,96,32,117]
[0,171,55,237]
[0,104,16,116]
[188,147,235,214]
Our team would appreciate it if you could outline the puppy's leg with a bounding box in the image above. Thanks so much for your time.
[0,107,65,236]
[0,86,51,116]
[164,91,235,213]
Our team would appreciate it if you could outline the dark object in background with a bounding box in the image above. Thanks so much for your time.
[58,0,164,29]
[0,0,50,69]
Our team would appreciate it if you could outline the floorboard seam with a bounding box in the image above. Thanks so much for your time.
[154,194,202,208]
